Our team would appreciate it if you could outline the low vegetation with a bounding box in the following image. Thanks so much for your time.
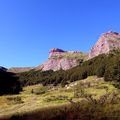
[0,76,120,120]
[0,50,119,119]
[50,51,86,60]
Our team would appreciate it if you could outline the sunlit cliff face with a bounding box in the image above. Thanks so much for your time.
[89,31,120,59]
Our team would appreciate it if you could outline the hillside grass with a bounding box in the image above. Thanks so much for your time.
[63,52,87,60]
[0,76,120,120]
[50,52,87,60]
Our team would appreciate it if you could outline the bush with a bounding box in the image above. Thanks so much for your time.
[96,65,105,77]
[45,95,68,102]
[7,96,24,105]
[32,86,48,95]
[61,80,69,87]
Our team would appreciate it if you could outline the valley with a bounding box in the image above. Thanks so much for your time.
[0,31,120,120]
[0,76,120,120]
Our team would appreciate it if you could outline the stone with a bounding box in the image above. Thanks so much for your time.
[36,48,84,71]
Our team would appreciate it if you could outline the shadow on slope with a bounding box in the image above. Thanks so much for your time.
[0,70,22,95]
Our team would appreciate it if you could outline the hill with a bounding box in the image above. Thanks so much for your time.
[17,49,120,88]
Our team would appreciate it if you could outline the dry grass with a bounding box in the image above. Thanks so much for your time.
[0,76,120,120]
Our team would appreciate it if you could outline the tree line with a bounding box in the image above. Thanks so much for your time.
[18,49,120,88]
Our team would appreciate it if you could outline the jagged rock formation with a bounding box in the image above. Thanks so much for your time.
[8,49,86,72]
[7,67,34,73]
[36,48,86,71]
[89,31,120,59]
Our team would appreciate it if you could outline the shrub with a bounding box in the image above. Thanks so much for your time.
[45,95,68,102]
[96,65,105,77]
[32,86,48,95]
[6,96,24,105]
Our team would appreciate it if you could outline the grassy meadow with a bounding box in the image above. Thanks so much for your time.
[0,76,120,120]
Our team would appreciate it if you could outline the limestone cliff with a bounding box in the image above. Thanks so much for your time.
[36,48,86,71]
[89,31,120,59]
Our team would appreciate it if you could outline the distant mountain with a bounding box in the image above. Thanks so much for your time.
[7,31,120,73]
[7,67,34,73]
[0,66,7,71]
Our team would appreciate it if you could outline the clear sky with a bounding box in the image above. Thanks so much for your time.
[0,0,120,68]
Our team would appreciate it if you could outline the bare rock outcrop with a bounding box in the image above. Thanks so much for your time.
[36,48,85,71]
[40,58,78,71]
[8,48,85,72]
[89,31,120,59]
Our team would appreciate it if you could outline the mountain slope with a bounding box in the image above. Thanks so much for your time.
[36,48,86,71]
[7,67,34,73]
[89,31,120,58]
[8,31,120,73]
[18,49,120,87]
[8,48,86,73]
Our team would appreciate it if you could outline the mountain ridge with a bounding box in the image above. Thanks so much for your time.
[7,31,120,73]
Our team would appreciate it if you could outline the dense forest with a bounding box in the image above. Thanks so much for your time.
[18,49,120,88]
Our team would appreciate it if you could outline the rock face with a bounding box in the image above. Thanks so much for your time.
[8,49,85,72]
[36,48,85,71]
[40,58,79,71]
[89,31,120,59]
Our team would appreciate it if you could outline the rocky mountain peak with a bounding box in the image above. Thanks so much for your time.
[89,31,120,59]
[49,48,66,58]
[36,48,85,71]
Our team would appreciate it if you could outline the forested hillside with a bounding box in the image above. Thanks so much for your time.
[18,49,120,87]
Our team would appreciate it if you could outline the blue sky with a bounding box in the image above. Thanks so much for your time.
[0,0,120,68]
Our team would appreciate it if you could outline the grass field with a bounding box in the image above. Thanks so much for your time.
[0,76,120,120]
